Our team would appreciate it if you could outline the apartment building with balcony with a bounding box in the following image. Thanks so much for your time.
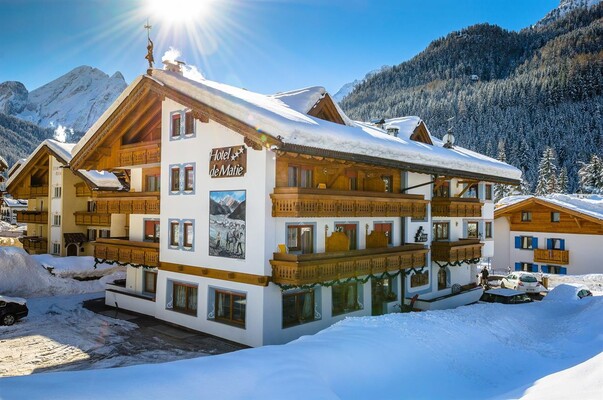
[494,194,603,275]
[69,64,520,346]
[5,140,121,256]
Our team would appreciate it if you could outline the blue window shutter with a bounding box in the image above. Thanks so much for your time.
[560,239,565,250]
[515,262,521,271]
[532,237,538,249]
[560,267,567,275]
[532,264,538,273]
[541,265,549,273]
[547,239,552,250]
[515,236,521,249]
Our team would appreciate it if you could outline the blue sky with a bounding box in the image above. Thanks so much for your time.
[0,0,558,94]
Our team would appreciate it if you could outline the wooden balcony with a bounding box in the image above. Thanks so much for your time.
[75,182,92,197]
[270,187,427,219]
[431,239,483,263]
[21,236,48,254]
[431,197,483,218]
[74,212,111,227]
[534,249,569,265]
[90,192,160,215]
[118,142,161,167]
[94,238,159,267]
[16,210,48,224]
[270,244,428,286]
[19,185,49,199]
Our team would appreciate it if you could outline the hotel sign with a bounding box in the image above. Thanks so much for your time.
[209,145,247,178]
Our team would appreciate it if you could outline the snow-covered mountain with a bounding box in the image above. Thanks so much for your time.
[536,0,602,27]
[332,66,391,103]
[0,66,127,132]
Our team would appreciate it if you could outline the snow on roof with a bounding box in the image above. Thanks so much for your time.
[497,194,603,221]
[8,158,26,177]
[0,155,7,171]
[5,139,121,190]
[271,86,326,114]
[2,197,28,207]
[120,70,519,182]
[383,116,424,138]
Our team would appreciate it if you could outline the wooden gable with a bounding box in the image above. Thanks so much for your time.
[410,121,433,145]
[495,198,603,235]
[307,93,346,125]
[6,147,52,199]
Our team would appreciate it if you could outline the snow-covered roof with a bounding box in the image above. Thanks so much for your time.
[383,116,424,139]
[271,86,327,114]
[5,139,121,190]
[2,197,28,207]
[8,158,26,177]
[497,194,603,221]
[74,69,521,183]
[0,155,7,171]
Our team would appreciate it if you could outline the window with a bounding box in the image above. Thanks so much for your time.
[520,236,533,249]
[550,238,562,250]
[171,113,181,138]
[349,176,358,191]
[99,229,110,238]
[411,271,429,288]
[465,183,478,198]
[172,282,197,315]
[548,265,562,274]
[382,175,393,193]
[53,186,62,198]
[87,201,97,212]
[183,221,194,248]
[215,289,246,326]
[374,222,393,245]
[52,243,60,255]
[184,110,195,136]
[143,271,157,294]
[146,174,161,192]
[551,212,560,223]
[287,225,314,254]
[184,165,194,191]
[287,166,313,188]
[87,229,97,242]
[485,222,493,239]
[335,223,358,250]
[170,167,180,192]
[52,214,61,226]
[521,262,534,272]
[282,290,315,328]
[170,221,179,247]
[432,222,449,241]
[144,220,160,242]
[485,184,492,201]
[466,221,479,239]
[521,211,532,222]
[433,181,450,198]
[332,282,361,316]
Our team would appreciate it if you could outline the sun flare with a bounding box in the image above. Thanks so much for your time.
[146,0,213,24]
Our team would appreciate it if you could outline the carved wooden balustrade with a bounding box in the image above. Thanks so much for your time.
[271,187,427,219]
[74,212,111,226]
[431,239,483,263]
[94,238,159,267]
[118,143,161,167]
[270,244,428,286]
[90,192,160,215]
[16,210,48,224]
[534,249,569,265]
[431,197,483,218]
[20,236,48,253]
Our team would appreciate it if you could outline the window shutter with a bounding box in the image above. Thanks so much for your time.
[515,236,521,249]
[560,267,567,275]
[560,239,565,250]
[547,239,552,250]
[515,262,521,271]
[532,237,538,249]
[541,265,549,273]
[532,264,538,273]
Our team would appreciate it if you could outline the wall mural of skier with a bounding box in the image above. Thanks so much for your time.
[209,190,246,259]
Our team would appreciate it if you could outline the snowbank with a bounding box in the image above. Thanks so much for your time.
[32,254,121,278]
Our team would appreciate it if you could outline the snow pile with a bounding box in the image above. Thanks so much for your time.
[32,254,121,279]
[0,247,124,297]
[542,283,590,302]
[0,288,601,399]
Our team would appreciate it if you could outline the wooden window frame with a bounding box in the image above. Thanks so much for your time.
[432,221,450,241]
[215,289,246,327]
[87,228,97,242]
[143,270,157,294]
[410,271,429,288]
[172,282,197,315]
[170,166,180,192]
[521,211,532,222]
[282,290,316,328]
[287,165,313,188]
[551,212,560,223]
[466,221,479,239]
[485,221,493,239]
[144,220,160,243]
[520,235,533,249]
[146,174,161,192]
[99,229,110,238]
[485,184,492,201]
[332,282,361,316]
[184,165,194,192]
[169,221,180,247]
[287,225,314,253]
[183,221,193,248]
[184,110,195,136]
[171,113,181,138]
[433,181,450,198]
[374,222,393,245]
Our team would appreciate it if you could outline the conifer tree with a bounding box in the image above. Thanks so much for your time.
[493,140,514,201]
[535,147,558,195]
[558,167,568,194]
[578,154,603,194]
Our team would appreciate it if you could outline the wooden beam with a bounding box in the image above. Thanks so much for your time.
[573,217,582,229]
[327,167,346,188]
[160,262,270,287]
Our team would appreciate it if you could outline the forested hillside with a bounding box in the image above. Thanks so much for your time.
[340,3,603,192]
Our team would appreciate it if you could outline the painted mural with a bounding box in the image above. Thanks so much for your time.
[209,190,246,259]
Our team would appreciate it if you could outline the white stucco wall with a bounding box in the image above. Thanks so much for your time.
[493,217,511,270]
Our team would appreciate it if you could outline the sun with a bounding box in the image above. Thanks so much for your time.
[146,0,214,24]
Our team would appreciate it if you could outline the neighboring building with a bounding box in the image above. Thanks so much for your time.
[5,140,122,256]
[67,64,520,346]
[1,197,28,224]
[0,155,8,195]
[494,194,603,275]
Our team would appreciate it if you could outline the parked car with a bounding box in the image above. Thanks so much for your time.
[500,272,546,294]
[542,283,594,302]
[479,288,533,304]
[0,295,29,326]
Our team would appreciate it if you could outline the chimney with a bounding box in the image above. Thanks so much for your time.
[163,59,185,75]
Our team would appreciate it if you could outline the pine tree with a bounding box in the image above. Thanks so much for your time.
[578,154,603,193]
[535,147,558,195]
[493,140,514,201]
[558,167,568,194]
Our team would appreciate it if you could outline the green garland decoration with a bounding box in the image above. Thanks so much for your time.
[434,258,481,269]
[94,258,157,270]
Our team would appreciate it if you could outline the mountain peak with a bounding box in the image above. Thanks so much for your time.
[536,0,602,27]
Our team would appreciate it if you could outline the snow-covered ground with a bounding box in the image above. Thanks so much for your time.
[0,246,602,399]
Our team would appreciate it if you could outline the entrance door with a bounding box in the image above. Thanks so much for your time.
[335,223,357,250]
[438,268,448,290]
[66,243,77,256]
[371,277,394,316]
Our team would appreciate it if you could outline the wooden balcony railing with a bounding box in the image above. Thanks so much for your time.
[431,239,483,263]
[75,183,92,197]
[271,187,427,219]
[20,236,48,253]
[89,193,160,215]
[18,185,49,199]
[534,249,569,265]
[117,142,161,167]
[16,210,48,224]
[74,212,111,226]
[94,238,159,267]
[270,244,428,285]
[431,197,483,218]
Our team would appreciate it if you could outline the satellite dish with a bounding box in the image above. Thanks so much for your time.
[442,133,455,146]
